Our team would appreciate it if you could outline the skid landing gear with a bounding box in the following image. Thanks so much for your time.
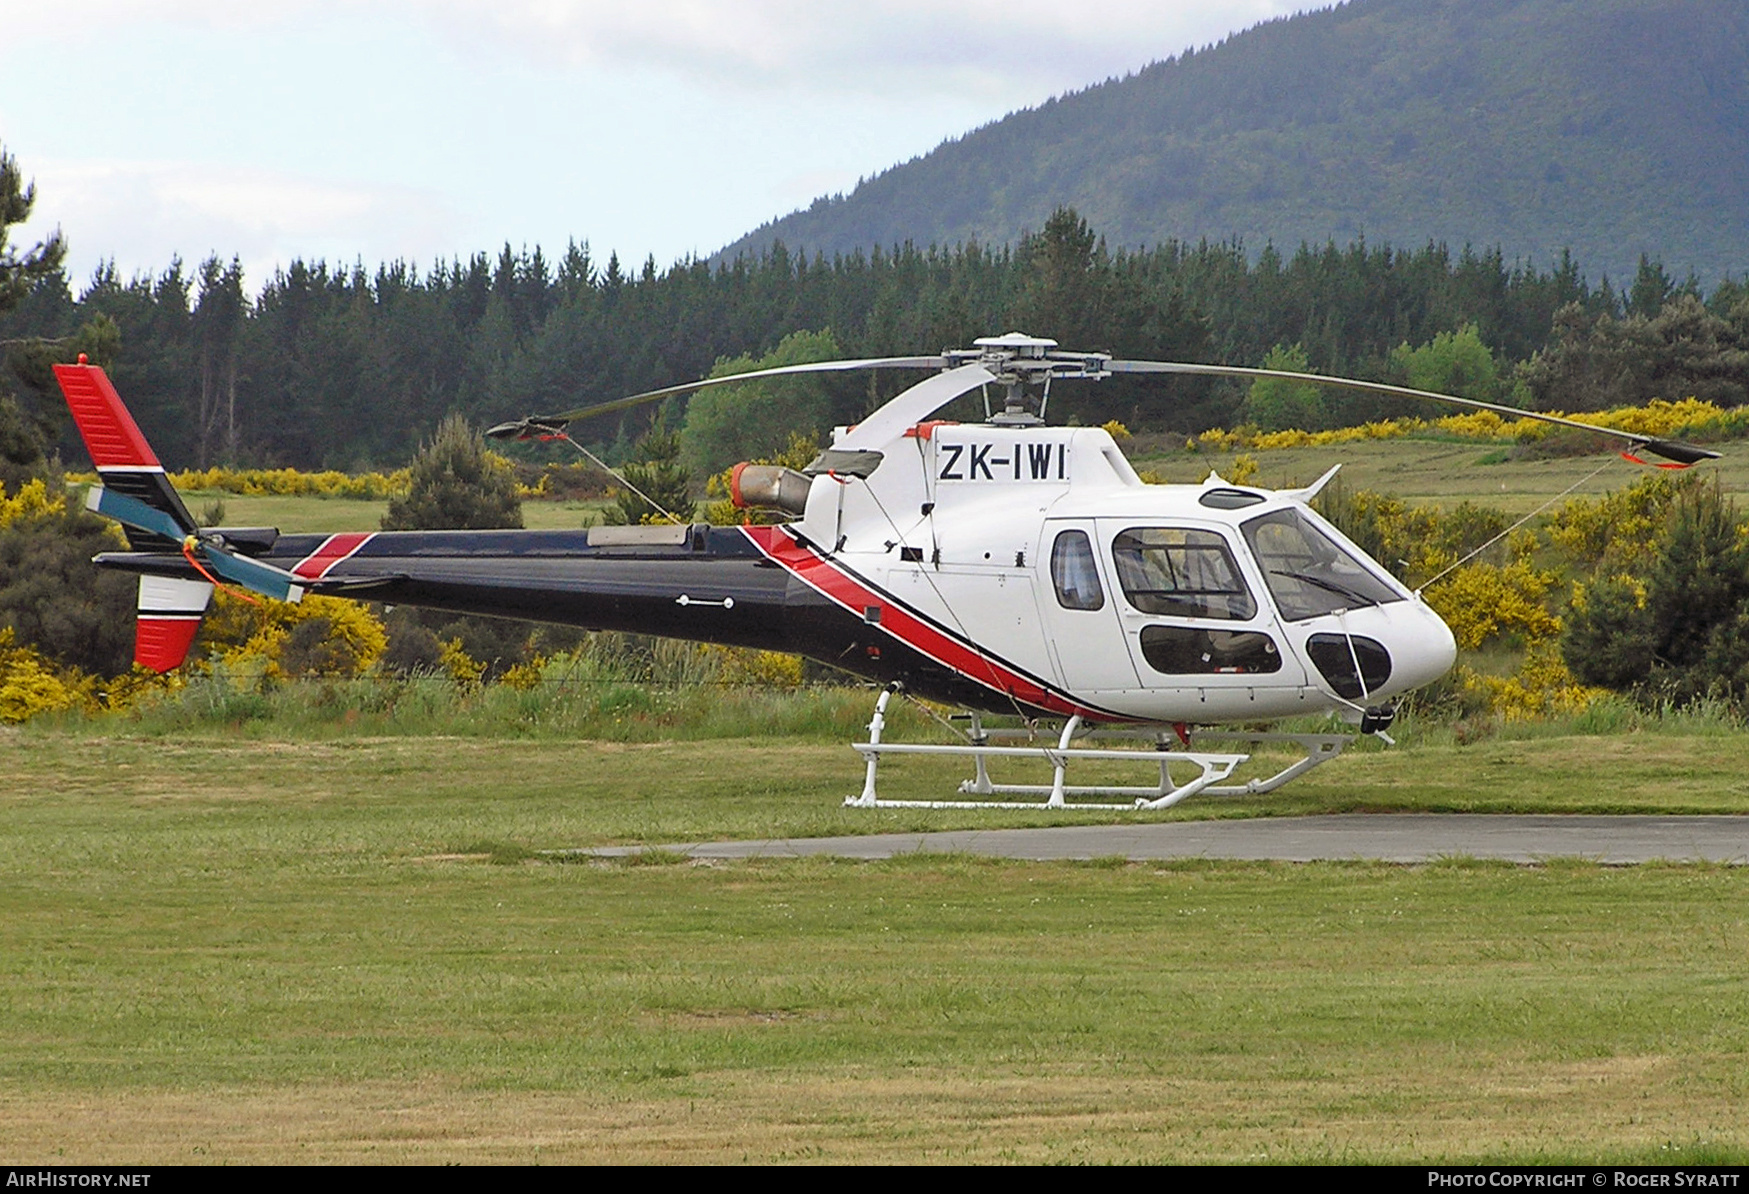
[846,686,1351,811]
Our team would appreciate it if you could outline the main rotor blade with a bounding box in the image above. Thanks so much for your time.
[1105,359,1722,465]
[487,355,947,439]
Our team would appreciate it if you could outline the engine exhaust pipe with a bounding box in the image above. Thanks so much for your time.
[730,463,812,515]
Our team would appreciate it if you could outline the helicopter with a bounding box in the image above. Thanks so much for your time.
[53,333,1719,810]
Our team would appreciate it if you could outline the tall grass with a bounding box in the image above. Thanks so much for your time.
[70,641,937,743]
[60,663,1749,751]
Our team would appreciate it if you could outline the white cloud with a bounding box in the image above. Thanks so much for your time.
[4,1,1308,101]
[11,157,461,289]
[473,0,1304,96]
[0,0,1318,274]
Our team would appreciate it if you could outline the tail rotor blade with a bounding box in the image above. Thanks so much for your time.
[88,485,307,601]
[85,487,190,543]
[195,544,307,604]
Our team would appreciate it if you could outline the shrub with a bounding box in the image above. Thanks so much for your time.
[381,414,522,532]
[1563,479,1749,705]
[0,475,135,677]
[198,591,388,680]
[1425,560,1561,651]
[0,627,95,723]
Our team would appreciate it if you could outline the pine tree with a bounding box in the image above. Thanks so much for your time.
[0,147,135,676]
[380,414,523,531]
[192,256,247,466]
[604,420,693,525]
[0,149,63,313]
[1564,480,1749,703]
[378,415,529,679]
[0,148,67,483]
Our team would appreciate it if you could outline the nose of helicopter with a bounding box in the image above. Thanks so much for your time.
[1302,597,1457,704]
[1386,596,1458,694]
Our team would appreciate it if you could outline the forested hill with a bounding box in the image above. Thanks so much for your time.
[718,0,1749,285]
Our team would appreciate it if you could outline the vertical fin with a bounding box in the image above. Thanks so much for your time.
[53,361,198,547]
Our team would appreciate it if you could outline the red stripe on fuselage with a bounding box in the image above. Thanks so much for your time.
[740,525,1101,718]
[291,533,376,579]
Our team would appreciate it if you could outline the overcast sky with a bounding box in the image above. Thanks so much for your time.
[1,1,1309,292]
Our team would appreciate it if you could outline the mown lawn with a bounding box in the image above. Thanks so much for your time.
[3,724,1747,1163]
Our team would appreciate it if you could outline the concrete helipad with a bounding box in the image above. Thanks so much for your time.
[586,814,1749,865]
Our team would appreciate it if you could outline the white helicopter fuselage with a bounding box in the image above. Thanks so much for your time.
[790,418,1456,725]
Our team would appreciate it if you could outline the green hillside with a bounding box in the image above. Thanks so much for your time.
[720,0,1749,285]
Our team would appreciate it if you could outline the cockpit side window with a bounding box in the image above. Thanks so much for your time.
[1050,529,1105,611]
[1110,527,1256,621]
[1241,507,1403,621]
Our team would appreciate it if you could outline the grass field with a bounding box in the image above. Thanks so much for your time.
[1134,436,1749,513]
[4,719,1748,1164]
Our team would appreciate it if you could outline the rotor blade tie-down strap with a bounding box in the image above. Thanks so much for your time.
[553,431,684,525]
[1419,456,1618,592]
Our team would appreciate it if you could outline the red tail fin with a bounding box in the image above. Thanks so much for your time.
[53,360,161,468]
[54,360,212,669]
[53,358,198,548]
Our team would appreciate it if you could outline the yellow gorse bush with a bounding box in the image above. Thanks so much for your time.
[0,628,94,723]
[708,646,806,687]
[1546,473,1689,567]
[438,638,486,690]
[162,466,413,500]
[1425,560,1562,651]
[1462,643,1607,723]
[0,477,65,528]
[202,590,388,679]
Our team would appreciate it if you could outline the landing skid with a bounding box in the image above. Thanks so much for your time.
[847,687,1350,811]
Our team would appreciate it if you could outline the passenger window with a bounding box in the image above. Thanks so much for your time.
[1111,527,1256,621]
[1050,529,1105,611]
[1139,626,1284,675]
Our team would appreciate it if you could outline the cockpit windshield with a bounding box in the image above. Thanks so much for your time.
[1240,508,1404,621]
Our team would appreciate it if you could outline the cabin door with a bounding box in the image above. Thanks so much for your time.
[1038,521,1142,695]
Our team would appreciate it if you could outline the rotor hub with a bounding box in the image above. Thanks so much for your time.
[943,331,1113,423]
